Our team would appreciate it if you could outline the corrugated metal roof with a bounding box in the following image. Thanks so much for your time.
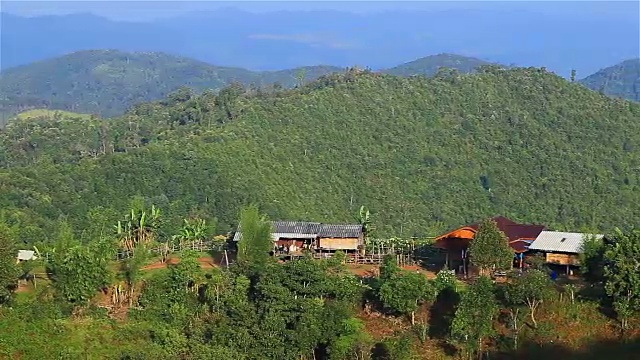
[233,221,362,241]
[272,221,322,234]
[319,224,363,238]
[528,231,604,254]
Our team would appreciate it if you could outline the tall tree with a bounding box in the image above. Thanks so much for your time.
[469,219,513,275]
[603,228,640,332]
[378,265,435,325]
[236,205,274,273]
[0,226,19,305]
[505,269,554,328]
[579,234,606,283]
[451,276,498,360]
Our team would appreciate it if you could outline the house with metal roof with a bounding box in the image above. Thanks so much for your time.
[528,231,604,271]
[233,220,364,253]
[433,216,547,273]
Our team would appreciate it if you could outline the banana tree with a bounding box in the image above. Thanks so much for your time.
[115,205,161,252]
[356,206,375,245]
[172,218,208,249]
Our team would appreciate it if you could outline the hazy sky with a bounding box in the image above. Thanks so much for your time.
[3,1,637,21]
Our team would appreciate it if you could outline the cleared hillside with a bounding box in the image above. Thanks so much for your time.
[1,67,640,243]
[579,58,640,102]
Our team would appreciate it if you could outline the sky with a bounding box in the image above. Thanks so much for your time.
[3,0,637,21]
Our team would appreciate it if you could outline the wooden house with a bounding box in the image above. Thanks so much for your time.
[433,216,546,274]
[317,224,365,252]
[528,231,603,274]
[233,220,364,254]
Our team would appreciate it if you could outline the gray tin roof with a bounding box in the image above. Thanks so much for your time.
[233,221,363,242]
[319,224,364,238]
[528,231,604,254]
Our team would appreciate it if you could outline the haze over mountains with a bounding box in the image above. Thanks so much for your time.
[2,1,639,76]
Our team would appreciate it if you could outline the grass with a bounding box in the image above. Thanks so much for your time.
[15,109,94,121]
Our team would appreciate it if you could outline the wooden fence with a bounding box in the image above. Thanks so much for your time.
[35,239,441,268]
[35,240,226,263]
[114,240,225,261]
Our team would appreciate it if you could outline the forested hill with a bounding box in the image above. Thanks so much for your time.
[579,58,640,102]
[0,50,344,119]
[0,50,497,121]
[2,67,640,244]
[383,53,494,77]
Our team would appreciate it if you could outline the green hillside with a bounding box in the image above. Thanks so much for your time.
[383,53,494,77]
[1,67,640,244]
[579,58,640,102]
[0,50,343,119]
[0,50,503,122]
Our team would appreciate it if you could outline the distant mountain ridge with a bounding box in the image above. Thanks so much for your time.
[384,54,494,77]
[0,50,496,119]
[579,58,640,102]
[2,4,638,75]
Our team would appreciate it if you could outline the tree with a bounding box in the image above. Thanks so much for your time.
[379,254,399,282]
[120,244,149,306]
[451,276,498,360]
[505,269,554,328]
[357,206,374,240]
[236,205,274,273]
[603,228,640,332]
[169,250,205,294]
[378,265,435,325]
[580,234,606,283]
[570,69,577,82]
[469,219,513,275]
[295,68,307,88]
[49,239,114,304]
[328,317,373,360]
[0,226,19,305]
[434,270,458,293]
[524,253,548,272]
[215,82,244,123]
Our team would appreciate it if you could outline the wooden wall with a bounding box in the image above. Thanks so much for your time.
[318,237,359,250]
[545,252,580,266]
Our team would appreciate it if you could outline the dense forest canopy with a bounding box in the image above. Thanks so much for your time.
[1,66,639,245]
[0,51,522,121]
[1,50,637,124]
[0,50,344,119]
